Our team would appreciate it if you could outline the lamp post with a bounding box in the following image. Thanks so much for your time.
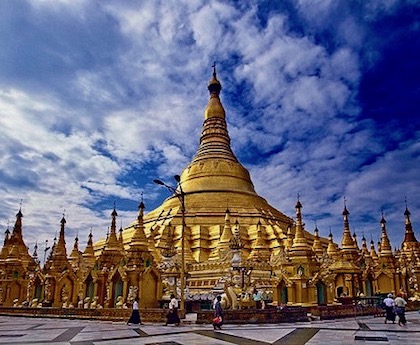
[153,175,186,311]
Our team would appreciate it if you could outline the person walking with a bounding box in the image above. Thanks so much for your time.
[127,297,142,325]
[383,293,395,324]
[165,294,180,326]
[394,293,407,325]
[213,295,224,330]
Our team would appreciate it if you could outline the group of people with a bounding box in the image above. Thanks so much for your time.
[127,293,181,326]
[383,293,407,326]
[127,294,224,329]
[129,291,408,328]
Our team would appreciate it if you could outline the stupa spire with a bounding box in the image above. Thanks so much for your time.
[190,63,237,165]
[70,232,80,259]
[361,235,370,257]
[403,199,418,245]
[248,220,270,261]
[83,229,95,260]
[370,239,378,260]
[106,203,120,249]
[341,199,356,251]
[312,223,324,256]
[10,205,25,247]
[49,214,70,271]
[129,200,149,251]
[327,230,338,257]
[119,221,124,245]
[220,208,233,243]
[379,211,392,256]
[291,198,310,251]
[0,223,11,259]
[353,231,359,250]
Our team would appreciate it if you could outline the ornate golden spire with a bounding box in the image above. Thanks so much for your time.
[205,62,224,120]
[0,223,11,259]
[353,232,359,250]
[9,206,25,247]
[49,215,70,271]
[210,208,233,260]
[69,233,80,259]
[370,240,378,260]
[360,235,370,257]
[248,221,270,261]
[178,65,258,196]
[82,229,95,262]
[340,202,356,251]
[118,222,124,245]
[290,199,310,251]
[327,230,338,257]
[191,63,236,164]
[220,208,233,243]
[312,224,324,256]
[379,212,392,256]
[128,200,149,252]
[105,203,120,250]
[286,224,294,249]
[402,201,418,246]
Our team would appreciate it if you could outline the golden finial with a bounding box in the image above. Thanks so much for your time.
[208,61,221,94]
[212,61,217,78]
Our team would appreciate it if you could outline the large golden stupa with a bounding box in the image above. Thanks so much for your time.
[0,67,419,311]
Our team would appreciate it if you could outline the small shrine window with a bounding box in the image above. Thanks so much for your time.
[297,265,304,276]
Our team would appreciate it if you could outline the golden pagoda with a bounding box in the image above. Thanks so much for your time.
[0,67,419,310]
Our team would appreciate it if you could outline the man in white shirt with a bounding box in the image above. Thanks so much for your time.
[383,293,395,324]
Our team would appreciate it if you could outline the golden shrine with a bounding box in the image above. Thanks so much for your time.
[0,68,419,311]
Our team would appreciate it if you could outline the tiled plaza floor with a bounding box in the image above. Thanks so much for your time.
[0,311,419,344]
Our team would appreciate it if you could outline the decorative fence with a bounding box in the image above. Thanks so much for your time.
[0,307,173,322]
[197,307,308,324]
[0,303,391,324]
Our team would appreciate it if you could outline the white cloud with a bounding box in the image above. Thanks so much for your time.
[0,0,418,256]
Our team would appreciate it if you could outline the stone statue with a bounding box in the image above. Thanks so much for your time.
[115,296,124,308]
[62,296,69,308]
[30,298,39,308]
[220,284,239,310]
[127,285,138,303]
[77,294,84,308]
[90,296,102,308]
[84,297,91,309]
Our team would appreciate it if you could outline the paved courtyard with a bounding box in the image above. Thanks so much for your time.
[0,311,419,344]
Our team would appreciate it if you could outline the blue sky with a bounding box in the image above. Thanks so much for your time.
[0,0,419,255]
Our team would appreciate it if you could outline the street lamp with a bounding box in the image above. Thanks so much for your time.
[153,175,186,311]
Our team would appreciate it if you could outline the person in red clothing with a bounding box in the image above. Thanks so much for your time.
[213,295,224,330]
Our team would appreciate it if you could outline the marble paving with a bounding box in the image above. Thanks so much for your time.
[0,311,419,344]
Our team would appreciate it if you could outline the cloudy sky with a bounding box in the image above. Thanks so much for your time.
[0,0,419,257]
